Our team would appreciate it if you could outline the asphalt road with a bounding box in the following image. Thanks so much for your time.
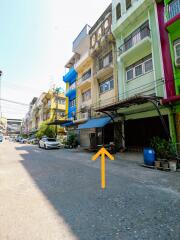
[0,141,180,240]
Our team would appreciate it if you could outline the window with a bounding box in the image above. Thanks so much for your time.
[98,52,113,70]
[104,19,109,30]
[82,90,91,102]
[168,0,180,19]
[176,44,180,57]
[97,27,102,40]
[81,69,91,81]
[126,69,133,81]
[99,77,114,93]
[69,99,76,107]
[126,0,132,10]
[91,34,96,47]
[174,39,180,57]
[58,98,65,105]
[144,59,153,72]
[126,54,153,81]
[135,64,143,77]
[116,3,121,20]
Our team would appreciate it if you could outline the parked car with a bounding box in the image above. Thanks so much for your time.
[39,138,61,149]
[19,138,28,144]
[27,136,38,145]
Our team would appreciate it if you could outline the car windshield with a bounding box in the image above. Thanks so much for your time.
[47,139,56,142]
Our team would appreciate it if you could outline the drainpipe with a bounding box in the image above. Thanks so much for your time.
[161,95,180,105]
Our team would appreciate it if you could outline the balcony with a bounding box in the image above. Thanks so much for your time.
[63,68,77,84]
[73,24,91,54]
[168,0,180,20]
[94,53,113,79]
[119,26,150,56]
[74,51,90,70]
[112,0,152,34]
[65,88,76,98]
[77,69,92,88]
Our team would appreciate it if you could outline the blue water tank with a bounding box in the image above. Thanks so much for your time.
[143,148,155,166]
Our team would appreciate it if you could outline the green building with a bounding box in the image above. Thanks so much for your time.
[106,0,177,150]
[163,0,180,152]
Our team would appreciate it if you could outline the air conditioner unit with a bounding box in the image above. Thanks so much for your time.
[174,42,180,68]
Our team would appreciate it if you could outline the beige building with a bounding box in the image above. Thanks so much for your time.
[75,4,119,148]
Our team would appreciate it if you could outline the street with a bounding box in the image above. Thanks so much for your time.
[0,141,180,240]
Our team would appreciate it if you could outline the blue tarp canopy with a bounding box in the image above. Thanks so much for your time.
[78,116,111,130]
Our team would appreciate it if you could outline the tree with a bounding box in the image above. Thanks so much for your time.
[36,121,56,139]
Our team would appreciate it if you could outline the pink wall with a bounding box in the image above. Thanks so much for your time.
[156,2,175,98]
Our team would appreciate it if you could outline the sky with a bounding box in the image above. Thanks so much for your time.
[0,0,111,119]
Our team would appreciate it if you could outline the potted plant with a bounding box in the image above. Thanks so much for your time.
[150,137,166,169]
[150,137,177,170]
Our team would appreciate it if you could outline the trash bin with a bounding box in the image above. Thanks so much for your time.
[143,148,155,166]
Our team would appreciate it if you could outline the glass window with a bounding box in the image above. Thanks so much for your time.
[144,59,153,72]
[97,27,102,40]
[82,90,91,102]
[116,3,121,20]
[126,0,132,10]
[58,98,65,105]
[126,69,134,81]
[81,69,91,81]
[175,43,180,57]
[99,77,114,93]
[135,64,143,77]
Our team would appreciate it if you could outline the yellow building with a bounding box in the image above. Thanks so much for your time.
[42,89,66,123]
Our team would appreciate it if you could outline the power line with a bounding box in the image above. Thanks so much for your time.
[0,98,29,106]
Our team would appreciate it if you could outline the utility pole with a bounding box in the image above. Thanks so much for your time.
[0,71,3,118]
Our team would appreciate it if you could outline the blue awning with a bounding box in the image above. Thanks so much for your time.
[78,116,111,130]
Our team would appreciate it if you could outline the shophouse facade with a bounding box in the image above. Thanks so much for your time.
[76,4,120,149]
[156,0,180,152]
[72,25,93,147]
[109,0,177,150]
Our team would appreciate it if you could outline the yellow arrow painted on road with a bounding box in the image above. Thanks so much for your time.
[92,147,114,189]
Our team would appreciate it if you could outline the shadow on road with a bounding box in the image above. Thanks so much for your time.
[15,145,124,240]
[15,145,180,240]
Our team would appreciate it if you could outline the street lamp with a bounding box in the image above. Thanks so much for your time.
[0,70,3,118]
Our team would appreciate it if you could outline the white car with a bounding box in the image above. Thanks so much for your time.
[39,138,61,149]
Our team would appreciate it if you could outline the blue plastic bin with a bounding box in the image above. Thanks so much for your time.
[143,148,155,166]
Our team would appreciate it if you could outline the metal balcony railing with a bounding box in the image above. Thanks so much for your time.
[118,26,150,55]
[168,0,180,19]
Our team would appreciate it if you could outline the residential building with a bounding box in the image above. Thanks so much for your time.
[63,56,78,121]
[77,3,120,148]
[102,0,176,150]
[71,25,93,147]
[156,0,180,152]
[23,89,66,135]
[41,89,66,123]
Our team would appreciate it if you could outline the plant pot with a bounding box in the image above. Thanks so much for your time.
[155,160,161,169]
[162,161,169,170]
[169,160,177,172]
